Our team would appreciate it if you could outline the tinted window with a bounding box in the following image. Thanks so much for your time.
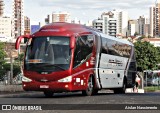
[25,36,71,72]
[101,37,131,58]
[73,35,94,68]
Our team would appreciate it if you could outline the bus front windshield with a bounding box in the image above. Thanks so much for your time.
[25,36,71,72]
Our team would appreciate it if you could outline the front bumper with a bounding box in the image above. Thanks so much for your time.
[23,81,73,92]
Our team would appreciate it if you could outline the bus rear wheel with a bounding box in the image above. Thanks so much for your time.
[44,91,54,97]
[120,81,126,93]
[82,76,94,96]
[114,81,126,94]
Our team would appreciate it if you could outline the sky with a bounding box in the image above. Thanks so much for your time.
[3,0,157,25]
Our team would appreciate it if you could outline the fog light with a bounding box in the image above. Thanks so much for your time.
[65,85,69,88]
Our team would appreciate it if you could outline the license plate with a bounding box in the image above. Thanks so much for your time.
[40,85,49,88]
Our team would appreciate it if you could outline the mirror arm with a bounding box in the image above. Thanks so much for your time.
[15,35,31,50]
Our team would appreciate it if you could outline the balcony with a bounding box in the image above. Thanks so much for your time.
[109,21,116,24]
[109,24,116,27]
[109,31,116,33]
[96,27,102,29]
[109,27,116,30]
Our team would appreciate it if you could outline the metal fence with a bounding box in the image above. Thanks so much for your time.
[143,70,160,91]
[0,72,22,85]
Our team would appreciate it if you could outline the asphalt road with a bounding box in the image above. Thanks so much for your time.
[0,90,160,113]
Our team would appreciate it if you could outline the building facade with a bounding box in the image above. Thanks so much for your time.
[138,16,145,36]
[24,16,30,35]
[102,11,117,37]
[116,11,128,37]
[0,0,4,17]
[45,14,52,24]
[142,38,160,47]
[0,17,12,37]
[128,20,139,36]
[93,10,128,37]
[92,18,103,32]
[12,0,24,38]
[52,12,71,23]
[150,0,160,37]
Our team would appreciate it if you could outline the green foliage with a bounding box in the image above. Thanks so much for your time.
[135,41,160,71]
[148,35,152,38]
[138,35,146,40]
[0,42,21,80]
[134,32,139,36]
[0,42,6,62]
[15,53,24,62]
[0,63,21,80]
[0,42,6,80]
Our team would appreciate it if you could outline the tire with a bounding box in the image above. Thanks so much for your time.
[93,89,99,95]
[119,81,126,94]
[114,81,126,94]
[44,91,54,97]
[82,76,94,96]
[113,88,120,94]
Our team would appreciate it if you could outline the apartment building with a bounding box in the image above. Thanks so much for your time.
[12,0,24,38]
[150,0,160,37]
[0,0,4,17]
[0,16,11,37]
[52,12,71,23]
[93,10,128,37]
[24,16,30,35]
[128,20,139,36]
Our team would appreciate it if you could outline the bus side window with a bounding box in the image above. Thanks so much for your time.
[73,35,94,68]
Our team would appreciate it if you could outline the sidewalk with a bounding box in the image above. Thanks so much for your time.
[0,85,23,93]
[125,88,145,93]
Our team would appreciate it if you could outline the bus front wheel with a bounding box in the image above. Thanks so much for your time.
[44,91,54,97]
[82,76,94,96]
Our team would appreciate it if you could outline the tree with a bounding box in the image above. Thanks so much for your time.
[0,42,6,61]
[139,35,146,40]
[0,42,6,80]
[134,41,160,71]
[15,53,24,62]
[3,63,21,77]
[134,32,139,36]
[0,42,22,81]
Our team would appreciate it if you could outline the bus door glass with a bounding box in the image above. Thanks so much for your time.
[73,35,94,68]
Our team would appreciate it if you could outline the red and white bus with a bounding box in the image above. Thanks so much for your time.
[15,22,136,97]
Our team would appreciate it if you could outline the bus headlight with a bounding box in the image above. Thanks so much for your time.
[58,76,72,82]
[22,76,32,82]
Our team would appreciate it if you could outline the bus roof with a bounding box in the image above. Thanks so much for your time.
[100,33,134,46]
[35,22,133,46]
[38,22,93,35]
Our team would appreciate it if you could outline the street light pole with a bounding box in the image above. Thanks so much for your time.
[10,50,13,85]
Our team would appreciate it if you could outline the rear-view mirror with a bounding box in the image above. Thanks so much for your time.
[15,35,31,50]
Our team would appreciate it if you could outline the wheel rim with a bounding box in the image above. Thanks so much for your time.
[88,76,93,91]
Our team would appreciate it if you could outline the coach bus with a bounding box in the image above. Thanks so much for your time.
[15,22,136,97]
